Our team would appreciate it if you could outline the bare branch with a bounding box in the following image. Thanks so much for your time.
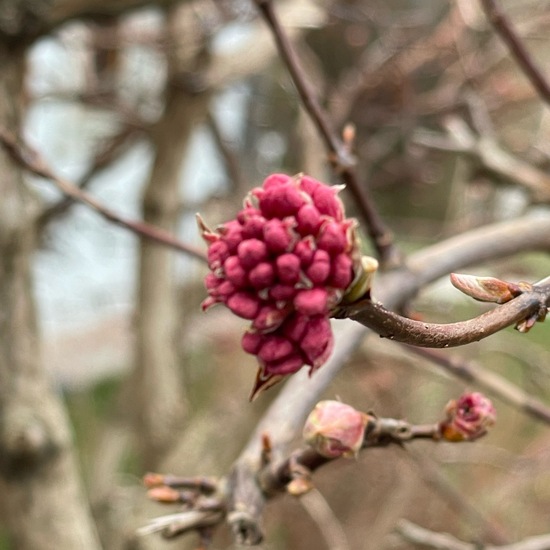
[396,518,550,550]
[414,117,550,203]
[404,346,550,426]
[0,126,207,263]
[253,0,400,266]
[338,280,549,348]
[480,0,550,108]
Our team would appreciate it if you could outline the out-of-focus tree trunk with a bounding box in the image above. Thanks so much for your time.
[0,46,101,550]
[132,3,211,469]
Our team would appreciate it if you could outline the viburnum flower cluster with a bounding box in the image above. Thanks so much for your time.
[199,173,373,398]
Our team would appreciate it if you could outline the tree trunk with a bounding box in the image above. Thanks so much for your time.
[0,45,101,550]
[132,5,211,469]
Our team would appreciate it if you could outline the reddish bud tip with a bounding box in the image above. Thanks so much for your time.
[440,392,496,442]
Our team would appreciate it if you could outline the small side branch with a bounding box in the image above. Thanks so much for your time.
[0,127,207,263]
[253,0,400,266]
[480,0,550,107]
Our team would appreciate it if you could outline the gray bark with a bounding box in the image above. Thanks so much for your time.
[0,45,102,550]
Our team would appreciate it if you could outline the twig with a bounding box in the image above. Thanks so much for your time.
[413,117,550,203]
[226,213,550,543]
[480,0,550,108]
[404,346,550,426]
[0,127,207,263]
[337,281,550,348]
[396,518,550,550]
[253,0,400,267]
[299,489,350,550]
[37,124,143,229]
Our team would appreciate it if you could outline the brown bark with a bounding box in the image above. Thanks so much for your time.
[0,46,101,550]
[132,5,211,469]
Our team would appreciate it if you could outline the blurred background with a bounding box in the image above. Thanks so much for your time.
[6,0,550,548]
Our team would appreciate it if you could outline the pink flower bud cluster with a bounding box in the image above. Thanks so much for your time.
[199,173,360,395]
[440,392,497,442]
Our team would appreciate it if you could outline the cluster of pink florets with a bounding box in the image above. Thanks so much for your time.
[200,173,360,393]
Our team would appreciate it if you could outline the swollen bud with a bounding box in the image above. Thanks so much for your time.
[303,400,367,458]
[439,392,496,442]
[449,273,529,304]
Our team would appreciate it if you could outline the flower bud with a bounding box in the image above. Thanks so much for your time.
[303,400,367,458]
[440,392,496,442]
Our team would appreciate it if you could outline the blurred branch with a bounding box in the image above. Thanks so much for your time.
[298,489,350,550]
[0,126,207,262]
[37,124,144,230]
[404,346,550,425]
[253,0,401,267]
[396,518,550,550]
[414,117,550,202]
[480,0,550,107]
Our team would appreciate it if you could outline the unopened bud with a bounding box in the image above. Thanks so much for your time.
[440,392,496,442]
[303,400,367,458]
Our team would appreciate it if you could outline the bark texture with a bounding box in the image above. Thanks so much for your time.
[0,46,101,550]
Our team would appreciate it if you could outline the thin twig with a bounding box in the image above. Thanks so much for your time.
[0,127,207,263]
[38,124,143,229]
[253,0,400,267]
[480,0,550,107]
[396,518,550,550]
[404,346,550,426]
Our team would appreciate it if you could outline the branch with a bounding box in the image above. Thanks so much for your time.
[338,281,549,348]
[0,127,207,263]
[404,346,550,426]
[480,0,550,108]
[413,117,550,203]
[253,0,400,266]
[396,519,550,550]
[225,212,550,542]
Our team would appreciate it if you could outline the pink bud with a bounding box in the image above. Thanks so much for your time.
[300,316,333,368]
[263,218,294,254]
[241,331,265,355]
[204,272,223,293]
[294,288,329,316]
[298,175,323,196]
[440,392,497,442]
[329,253,353,289]
[276,253,301,285]
[282,312,309,342]
[216,280,236,298]
[224,256,248,287]
[258,183,307,219]
[207,240,230,270]
[237,239,268,269]
[303,400,367,458]
[294,238,316,267]
[241,214,267,240]
[317,221,347,256]
[257,335,295,363]
[263,173,293,189]
[219,220,243,253]
[252,304,289,332]
[264,353,303,375]
[312,185,344,221]
[237,206,262,225]
[227,292,261,320]
[269,284,297,302]
[248,262,276,289]
[296,204,322,235]
[306,249,331,285]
